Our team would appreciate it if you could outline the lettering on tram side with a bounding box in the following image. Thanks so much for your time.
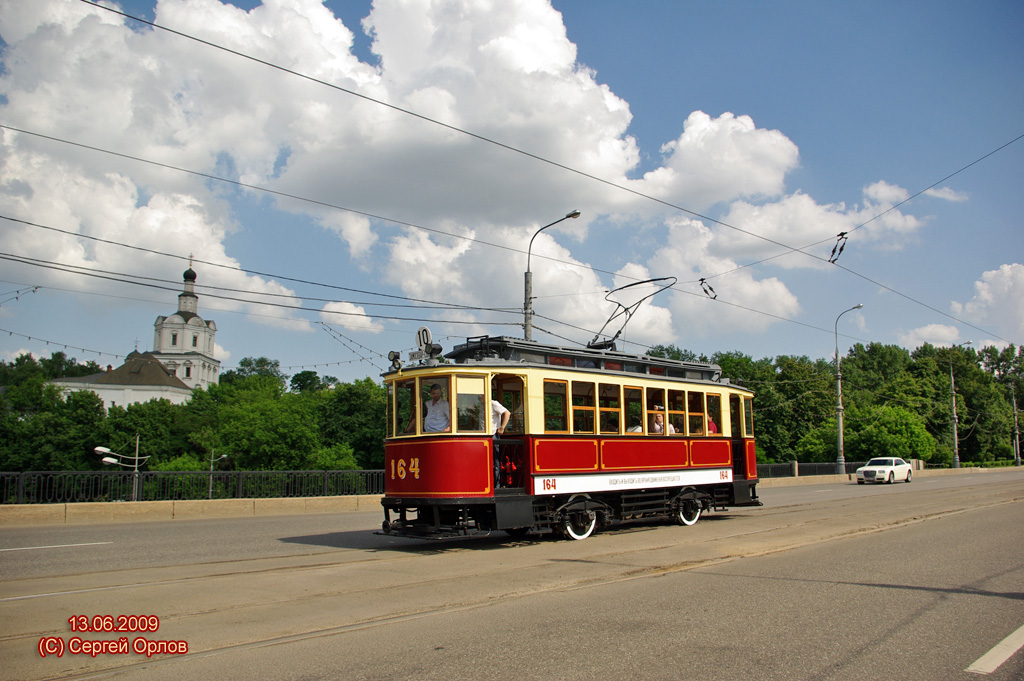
[542,478,557,491]
[390,458,421,480]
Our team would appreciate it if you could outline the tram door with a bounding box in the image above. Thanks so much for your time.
[494,375,526,490]
[729,394,748,479]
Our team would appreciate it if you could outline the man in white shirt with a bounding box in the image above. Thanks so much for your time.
[423,384,451,432]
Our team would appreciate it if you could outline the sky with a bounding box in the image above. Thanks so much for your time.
[1,0,1022,385]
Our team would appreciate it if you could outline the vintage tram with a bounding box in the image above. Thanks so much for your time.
[380,334,760,540]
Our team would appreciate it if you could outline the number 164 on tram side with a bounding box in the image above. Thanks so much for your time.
[379,334,761,541]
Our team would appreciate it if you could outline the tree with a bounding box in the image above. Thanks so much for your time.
[290,370,325,393]
[220,357,289,387]
[846,405,935,463]
[319,378,387,468]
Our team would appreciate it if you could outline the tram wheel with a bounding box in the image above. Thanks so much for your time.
[561,510,597,540]
[674,499,702,526]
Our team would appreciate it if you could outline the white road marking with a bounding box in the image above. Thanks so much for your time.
[0,541,112,552]
[966,622,1024,674]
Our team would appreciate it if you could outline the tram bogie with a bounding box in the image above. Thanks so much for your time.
[378,335,761,541]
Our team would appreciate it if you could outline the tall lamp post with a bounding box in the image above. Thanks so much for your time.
[95,434,148,502]
[834,304,863,475]
[524,210,581,341]
[209,451,228,499]
[949,340,972,469]
[1012,386,1021,467]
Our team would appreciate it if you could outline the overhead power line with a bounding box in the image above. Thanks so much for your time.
[6,2,1014,347]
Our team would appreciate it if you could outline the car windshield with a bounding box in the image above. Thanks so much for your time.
[867,458,893,467]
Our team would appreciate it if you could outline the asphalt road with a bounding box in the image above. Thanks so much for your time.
[2,469,1023,681]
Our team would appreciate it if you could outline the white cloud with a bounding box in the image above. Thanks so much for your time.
[638,111,799,212]
[320,301,385,333]
[646,218,801,337]
[897,323,962,349]
[924,186,968,202]
[951,263,1024,342]
[0,0,950,361]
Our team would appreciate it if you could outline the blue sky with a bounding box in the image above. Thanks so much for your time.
[1,0,1021,384]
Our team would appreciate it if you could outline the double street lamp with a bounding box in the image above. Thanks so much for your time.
[95,434,148,502]
[949,340,972,469]
[524,210,581,341]
[209,451,228,499]
[834,304,863,475]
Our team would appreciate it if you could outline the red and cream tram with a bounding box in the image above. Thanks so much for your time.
[380,335,760,540]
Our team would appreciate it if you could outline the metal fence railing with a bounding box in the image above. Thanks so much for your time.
[0,470,386,505]
[2,462,863,505]
[757,462,865,478]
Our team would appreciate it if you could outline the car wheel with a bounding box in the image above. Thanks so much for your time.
[857,480,865,485]
[905,470,912,483]
[887,472,894,484]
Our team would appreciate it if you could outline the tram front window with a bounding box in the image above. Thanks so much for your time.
[422,377,452,433]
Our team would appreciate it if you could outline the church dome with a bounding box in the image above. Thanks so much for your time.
[183,267,197,282]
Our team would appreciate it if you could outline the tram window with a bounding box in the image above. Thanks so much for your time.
[495,378,524,434]
[624,363,644,373]
[599,383,621,434]
[572,381,596,434]
[421,377,452,433]
[706,394,722,435]
[604,361,623,371]
[549,356,572,367]
[743,396,755,437]
[456,375,486,433]
[688,392,706,435]
[667,390,686,436]
[544,380,569,432]
[624,387,643,432]
[395,378,418,435]
[646,387,671,435]
[649,367,666,376]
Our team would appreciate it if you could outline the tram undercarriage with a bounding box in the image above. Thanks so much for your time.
[379,483,761,540]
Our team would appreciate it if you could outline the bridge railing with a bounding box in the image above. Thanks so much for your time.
[0,470,386,505]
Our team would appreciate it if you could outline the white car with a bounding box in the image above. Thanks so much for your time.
[856,457,912,484]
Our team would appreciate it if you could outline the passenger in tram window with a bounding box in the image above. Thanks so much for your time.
[627,417,643,432]
[707,416,718,434]
[423,383,451,432]
[651,410,675,434]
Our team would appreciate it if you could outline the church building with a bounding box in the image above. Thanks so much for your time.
[151,266,220,389]
[51,267,220,408]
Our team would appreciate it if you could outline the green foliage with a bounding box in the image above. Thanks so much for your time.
[845,405,935,462]
[318,378,386,468]
[2,341,1020,472]
[220,356,289,387]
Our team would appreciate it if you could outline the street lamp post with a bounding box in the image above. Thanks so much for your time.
[1012,386,1021,467]
[209,451,228,499]
[834,304,863,475]
[524,210,581,341]
[95,434,147,502]
[950,341,972,469]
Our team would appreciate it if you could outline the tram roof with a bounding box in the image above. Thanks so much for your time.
[391,335,737,387]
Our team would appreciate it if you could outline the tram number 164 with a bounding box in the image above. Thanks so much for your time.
[390,458,420,480]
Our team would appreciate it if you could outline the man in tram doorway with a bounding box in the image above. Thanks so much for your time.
[491,389,511,487]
